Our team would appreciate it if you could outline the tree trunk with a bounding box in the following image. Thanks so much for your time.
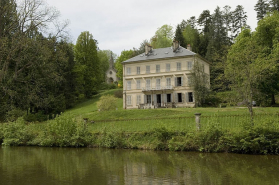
[271,94,276,105]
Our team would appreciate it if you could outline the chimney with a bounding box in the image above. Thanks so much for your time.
[187,44,192,51]
[145,44,152,55]
[173,40,180,52]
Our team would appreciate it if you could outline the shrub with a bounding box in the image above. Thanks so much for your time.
[97,95,118,111]
[5,108,26,122]
[114,90,123,98]
[23,111,48,122]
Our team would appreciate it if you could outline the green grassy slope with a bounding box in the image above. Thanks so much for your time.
[63,89,279,122]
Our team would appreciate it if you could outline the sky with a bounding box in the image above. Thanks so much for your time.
[46,0,259,56]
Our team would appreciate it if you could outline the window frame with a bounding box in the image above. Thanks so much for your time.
[146,66,150,74]
[156,64,160,73]
[136,66,140,74]
[136,80,141,89]
[177,62,181,71]
[127,95,132,105]
[126,67,131,75]
[166,63,170,72]
[127,81,132,90]
[187,61,192,70]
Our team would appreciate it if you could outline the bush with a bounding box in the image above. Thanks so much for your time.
[114,90,123,98]
[23,111,48,122]
[5,108,26,122]
[97,95,118,111]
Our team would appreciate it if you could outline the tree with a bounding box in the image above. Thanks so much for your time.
[132,39,150,56]
[174,25,186,47]
[98,50,116,82]
[225,28,277,123]
[151,24,174,48]
[182,25,200,52]
[269,0,279,11]
[74,31,100,98]
[253,11,279,105]
[254,0,270,21]
[191,59,210,107]
[0,0,70,120]
[115,50,134,86]
[232,5,248,39]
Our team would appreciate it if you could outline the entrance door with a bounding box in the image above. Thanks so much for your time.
[156,94,161,107]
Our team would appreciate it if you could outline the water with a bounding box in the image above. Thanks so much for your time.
[0,147,278,185]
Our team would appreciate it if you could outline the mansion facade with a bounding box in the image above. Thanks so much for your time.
[122,42,210,109]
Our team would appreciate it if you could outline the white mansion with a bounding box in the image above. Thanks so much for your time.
[122,41,210,109]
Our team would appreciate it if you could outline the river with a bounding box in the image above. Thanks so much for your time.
[0,147,278,185]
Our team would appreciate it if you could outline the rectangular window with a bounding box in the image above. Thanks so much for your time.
[146,66,150,74]
[176,77,182,86]
[146,79,151,90]
[147,95,151,103]
[167,94,171,103]
[178,93,182,103]
[127,95,131,105]
[127,81,131,90]
[187,61,192,70]
[137,95,141,105]
[188,92,193,102]
[137,67,140,74]
[126,67,131,75]
[136,80,141,89]
[166,63,170,72]
[156,65,160,73]
[166,78,171,87]
[177,62,181,71]
[156,79,161,90]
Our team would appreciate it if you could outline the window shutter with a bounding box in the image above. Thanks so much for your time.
[181,76,184,86]
[154,94,157,104]
[182,93,185,103]
[175,93,178,103]
[175,77,177,86]
[131,95,133,106]
[193,93,195,102]
[185,92,189,103]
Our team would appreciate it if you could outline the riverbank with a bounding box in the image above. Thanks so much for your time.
[1,115,279,154]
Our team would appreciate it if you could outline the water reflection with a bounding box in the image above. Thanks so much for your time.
[0,147,278,185]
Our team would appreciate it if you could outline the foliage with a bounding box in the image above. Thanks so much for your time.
[115,50,134,86]
[97,95,118,111]
[191,59,210,107]
[114,90,123,98]
[74,31,100,98]
[151,24,174,49]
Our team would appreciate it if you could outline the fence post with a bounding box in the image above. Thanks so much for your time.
[195,113,202,130]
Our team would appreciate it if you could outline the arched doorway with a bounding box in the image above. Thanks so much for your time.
[109,77,114,84]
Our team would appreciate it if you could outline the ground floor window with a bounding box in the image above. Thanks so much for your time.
[188,92,193,102]
[146,95,151,104]
[127,95,132,105]
[178,93,182,102]
[137,95,141,105]
[167,94,171,102]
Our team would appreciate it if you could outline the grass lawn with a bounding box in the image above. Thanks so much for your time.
[58,89,279,133]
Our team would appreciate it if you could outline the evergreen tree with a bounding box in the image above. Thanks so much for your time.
[174,25,186,47]
[269,0,279,11]
[255,0,270,21]
[74,31,101,98]
[232,5,248,39]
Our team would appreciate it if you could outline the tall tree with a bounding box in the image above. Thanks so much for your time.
[269,0,279,11]
[74,31,100,98]
[115,50,134,86]
[232,5,248,39]
[174,25,186,47]
[151,24,174,49]
[225,29,261,123]
[254,0,270,21]
[182,25,200,52]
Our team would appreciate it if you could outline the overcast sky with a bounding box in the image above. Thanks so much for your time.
[46,0,258,56]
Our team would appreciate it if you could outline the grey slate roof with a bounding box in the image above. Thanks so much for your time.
[122,46,196,63]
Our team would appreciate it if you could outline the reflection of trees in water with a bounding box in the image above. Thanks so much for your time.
[0,147,279,185]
